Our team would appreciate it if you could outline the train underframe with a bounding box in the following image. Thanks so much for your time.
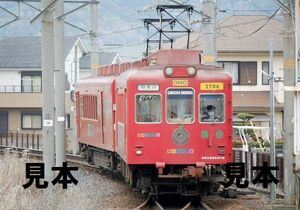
[80,144,226,197]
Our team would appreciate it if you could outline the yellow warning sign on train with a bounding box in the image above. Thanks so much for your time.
[200,82,224,90]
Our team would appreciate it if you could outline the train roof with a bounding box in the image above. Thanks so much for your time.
[96,49,228,77]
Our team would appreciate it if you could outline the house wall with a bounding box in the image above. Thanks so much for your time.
[0,108,42,134]
[219,52,284,134]
[79,69,91,79]
[218,52,284,103]
[65,45,85,89]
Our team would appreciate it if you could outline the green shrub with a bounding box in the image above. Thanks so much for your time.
[233,140,243,148]
[248,140,261,148]
[237,113,255,121]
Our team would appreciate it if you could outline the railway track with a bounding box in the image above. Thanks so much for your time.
[133,195,212,210]
[0,146,99,170]
[1,146,264,210]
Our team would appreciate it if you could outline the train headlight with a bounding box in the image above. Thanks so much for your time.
[135,146,143,155]
[164,67,173,76]
[187,66,196,76]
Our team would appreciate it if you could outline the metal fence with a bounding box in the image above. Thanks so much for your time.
[0,85,41,93]
[0,132,285,191]
[0,132,42,151]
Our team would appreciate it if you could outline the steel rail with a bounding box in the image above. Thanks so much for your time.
[154,200,165,210]
[133,195,151,210]
[181,201,192,210]
[199,201,212,210]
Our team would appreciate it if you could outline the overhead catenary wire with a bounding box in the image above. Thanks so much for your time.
[100,41,145,50]
[99,26,144,36]
[237,7,280,39]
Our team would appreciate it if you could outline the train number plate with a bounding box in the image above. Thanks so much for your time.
[200,82,224,90]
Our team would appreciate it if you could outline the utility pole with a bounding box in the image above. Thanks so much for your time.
[296,0,300,81]
[54,0,66,166]
[90,1,99,77]
[202,0,217,66]
[72,45,79,155]
[283,0,296,205]
[41,0,55,181]
[294,0,300,206]
[269,39,276,203]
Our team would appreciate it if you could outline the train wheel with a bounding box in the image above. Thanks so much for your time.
[87,147,94,165]
[190,196,201,206]
[125,165,134,188]
[79,144,87,158]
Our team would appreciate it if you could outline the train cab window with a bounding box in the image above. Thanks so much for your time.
[166,88,194,124]
[136,95,162,123]
[199,94,225,123]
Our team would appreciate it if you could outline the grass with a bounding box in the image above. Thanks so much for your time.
[0,152,142,210]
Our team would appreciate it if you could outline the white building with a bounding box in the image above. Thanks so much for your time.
[0,36,121,135]
[171,15,284,137]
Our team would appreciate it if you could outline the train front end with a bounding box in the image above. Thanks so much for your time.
[121,50,232,195]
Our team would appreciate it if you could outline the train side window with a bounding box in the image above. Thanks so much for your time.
[199,94,225,123]
[135,94,162,123]
[166,88,194,124]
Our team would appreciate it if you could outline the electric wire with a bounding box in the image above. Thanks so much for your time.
[237,7,280,39]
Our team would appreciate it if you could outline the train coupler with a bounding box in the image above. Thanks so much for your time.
[182,166,205,179]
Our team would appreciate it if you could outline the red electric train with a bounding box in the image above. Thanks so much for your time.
[75,49,232,196]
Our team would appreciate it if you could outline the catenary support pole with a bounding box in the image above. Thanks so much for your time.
[283,0,296,205]
[269,39,276,203]
[296,0,300,81]
[90,1,99,77]
[54,0,66,166]
[72,45,79,155]
[294,0,300,206]
[202,0,217,65]
[41,0,55,181]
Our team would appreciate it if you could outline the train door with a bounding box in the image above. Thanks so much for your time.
[75,92,81,139]
[116,87,127,160]
[99,91,105,145]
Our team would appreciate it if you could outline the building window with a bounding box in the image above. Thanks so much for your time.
[219,61,257,85]
[240,62,257,85]
[262,62,269,85]
[21,112,42,130]
[80,94,98,120]
[21,72,42,93]
[220,62,239,84]
[66,114,71,129]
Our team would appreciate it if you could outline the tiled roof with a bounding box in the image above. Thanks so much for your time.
[170,15,283,52]
[79,52,119,69]
[0,36,79,69]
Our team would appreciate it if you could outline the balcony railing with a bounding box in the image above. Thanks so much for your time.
[0,131,42,151]
[0,85,41,93]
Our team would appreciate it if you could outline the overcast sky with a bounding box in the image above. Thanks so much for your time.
[0,0,278,61]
